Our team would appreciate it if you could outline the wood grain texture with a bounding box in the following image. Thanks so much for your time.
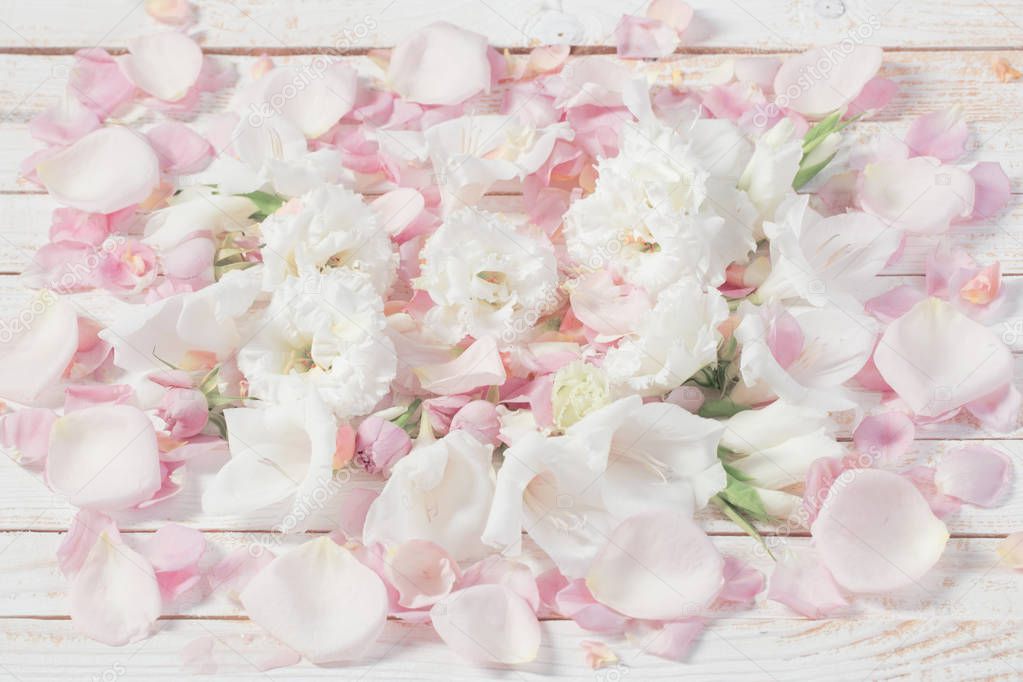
[1,0,1023,51]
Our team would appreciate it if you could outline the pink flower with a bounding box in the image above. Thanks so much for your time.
[354,416,412,475]
[159,387,208,439]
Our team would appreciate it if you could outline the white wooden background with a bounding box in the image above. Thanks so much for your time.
[2,1,1023,679]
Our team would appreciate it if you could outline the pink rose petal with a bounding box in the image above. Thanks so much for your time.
[934,445,1013,508]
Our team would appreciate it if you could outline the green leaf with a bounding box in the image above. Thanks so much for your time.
[801,111,842,153]
[718,473,771,522]
[207,410,228,440]
[239,190,285,219]
[712,494,775,560]
[698,398,750,419]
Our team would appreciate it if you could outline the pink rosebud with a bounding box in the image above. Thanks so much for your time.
[354,417,412,475]
[958,262,1001,306]
[159,388,208,440]
[450,400,501,446]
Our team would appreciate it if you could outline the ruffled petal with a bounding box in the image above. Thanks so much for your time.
[383,539,460,609]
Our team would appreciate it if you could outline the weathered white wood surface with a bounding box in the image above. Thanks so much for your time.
[2,1,1023,679]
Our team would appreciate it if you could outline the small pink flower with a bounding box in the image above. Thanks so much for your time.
[354,417,412,475]
[159,388,208,440]
[98,240,157,293]
[450,400,501,446]
[958,262,1001,306]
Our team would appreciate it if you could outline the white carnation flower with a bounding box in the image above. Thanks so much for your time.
[237,269,397,417]
[603,277,728,396]
[416,209,559,344]
[564,120,756,294]
[260,184,396,295]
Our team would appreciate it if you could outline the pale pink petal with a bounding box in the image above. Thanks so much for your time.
[255,646,303,672]
[354,417,411,475]
[339,488,378,539]
[0,408,56,467]
[570,270,650,338]
[766,307,804,369]
[208,546,275,601]
[624,619,705,662]
[586,511,723,620]
[370,188,425,236]
[874,298,1013,418]
[161,237,215,283]
[812,469,949,593]
[64,384,136,412]
[717,556,765,606]
[0,295,78,405]
[251,64,357,138]
[69,531,162,645]
[934,445,1013,508]
[773,45,883,118]
[239,537,388,663]
[383,539,460,609]
[46,404,162,510]
[145,0,196,26]
[58,509,120,578]
[802,457,847,526]
[69,48,137,118]
[859,157,974,234]
[450,399,501,446]
[969,161,1011,220]
[180,636,217,674]
[997,532,1023,569]
[580,639,619,669]
[415,337,507,395]
[147,122,213,174]
[767,549,848,618]
[646,0,694,32]
[905,108,968,162]
[966,383,1021,433]
[30,96,101,145]
[49,207,113,245]
[142,523,205,572]
[430,584,541,665]
[388,22,490,105]
[555,579,629,634]
[118,33,203,102]
[853,412,915,464]
[37,127,160,214]
[902,465,962,519]
[846,77,898,118]
[864,285,927,323]
[615,15,680,60]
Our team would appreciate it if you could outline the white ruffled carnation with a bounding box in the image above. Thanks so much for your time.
[563,120,756,294]
[603,277,728,396]
[260,184,396,295]
[237,269,396,417]
[416,209,559,344]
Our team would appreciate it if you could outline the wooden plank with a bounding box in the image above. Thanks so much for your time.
[2,533,1022,619]
[6,50,1023,192]
[1,0,1023,51]
[1,437,1020,533]
[0,616,1020,680]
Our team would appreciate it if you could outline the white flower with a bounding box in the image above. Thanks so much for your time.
[142,189,258,251]
[720,400,844,519]
[203,390,337,526]
[738,117,803,222]
[482,395,725,577]
[237,269,396,417]
[603,278,728,396]
[551,360,610,430]
[100,267,262,372]
[416,209,559,344]
[563,119,756,294]
[755,195,902,306]
[260,184,396,295]
[363,430,496,561]
[733,301,876,411]
[425,114,573,209]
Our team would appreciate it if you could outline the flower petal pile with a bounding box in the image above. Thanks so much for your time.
[6,2,1018,669]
